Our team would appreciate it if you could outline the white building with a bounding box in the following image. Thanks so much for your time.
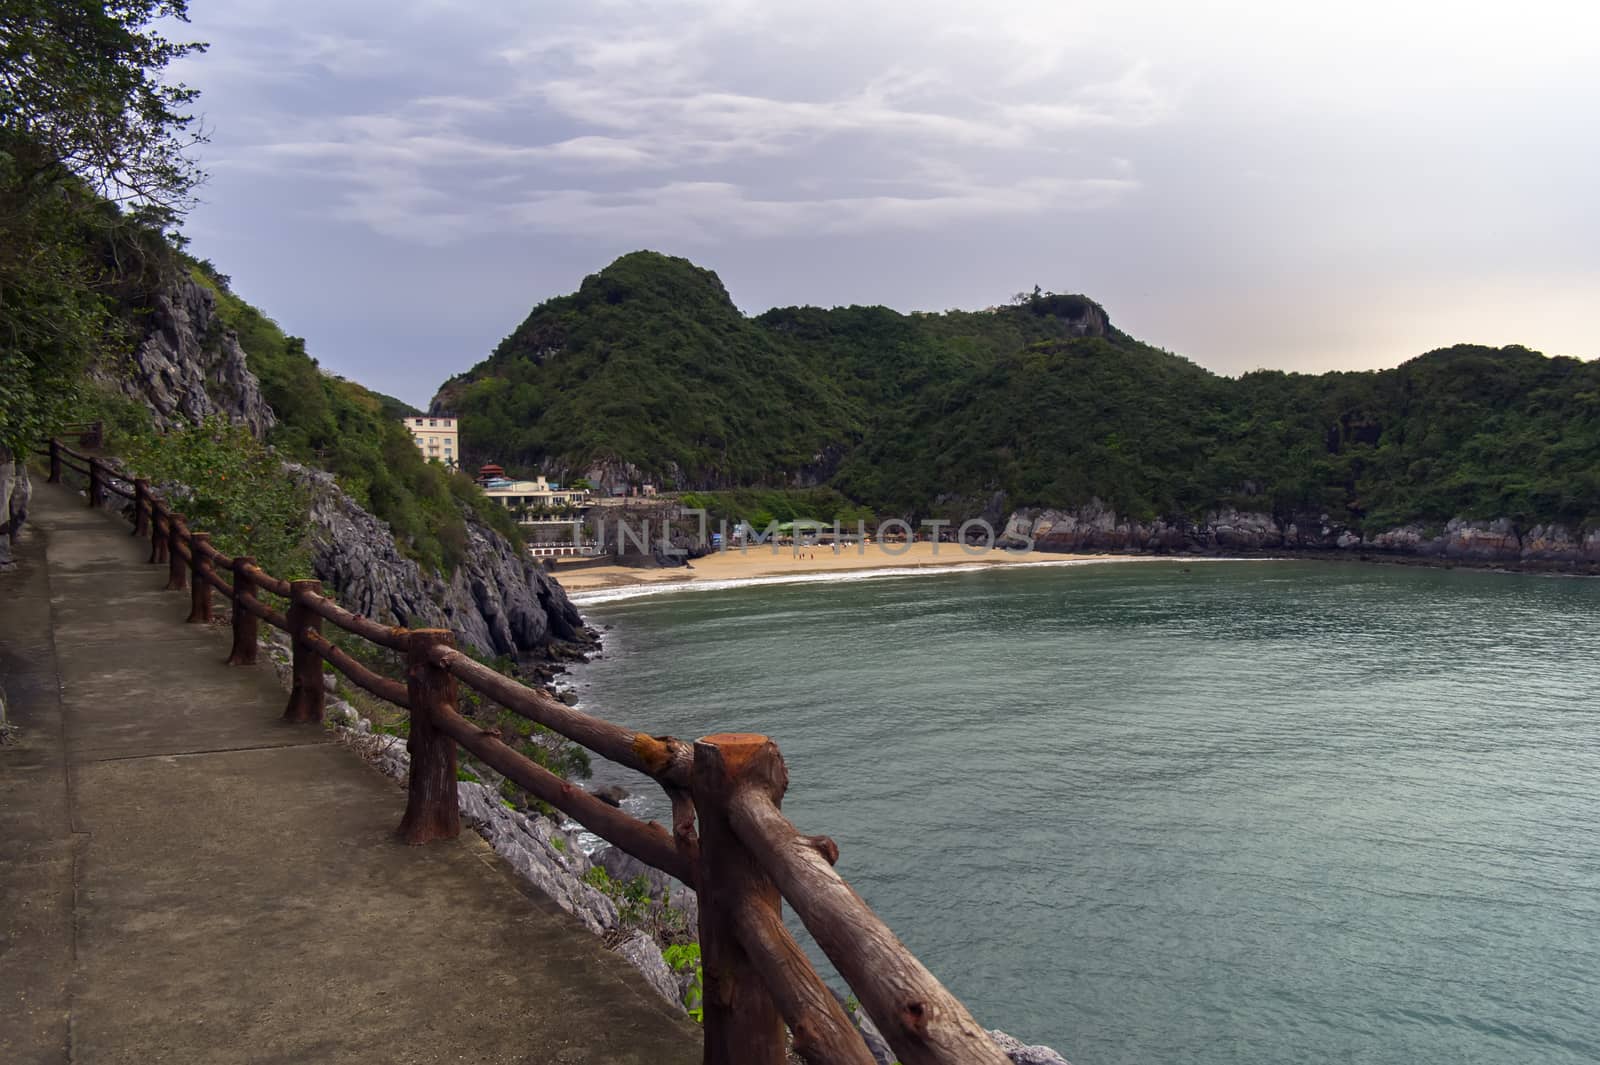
[476,466,590,515]
[404,415,458,468]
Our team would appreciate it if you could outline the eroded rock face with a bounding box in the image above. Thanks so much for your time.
[97,274,275,438]
[295,464,589,659]
[456,782,620,934]
[615,931,683,1007]
[102,268,592,660]
[988,1030,1074,1065]
[1001,501,1600,567]
[0,450,30,569]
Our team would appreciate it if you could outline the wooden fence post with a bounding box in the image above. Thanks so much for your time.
[87,457,104,508]
[692,733,789,1065]
[187,532,214,623]
[398,629,462,845]
[227,556,259,665]
[149,507,168,565]
[283,579,326,723]
[132,479,150,538]
[165,513,188,591]
[47,439,62,483]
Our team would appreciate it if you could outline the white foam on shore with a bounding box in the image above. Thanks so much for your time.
[567,554,1277,605]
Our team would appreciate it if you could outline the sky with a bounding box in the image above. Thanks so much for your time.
[170,0,1600,409]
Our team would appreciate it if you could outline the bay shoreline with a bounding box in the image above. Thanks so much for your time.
[553,543,1599,603]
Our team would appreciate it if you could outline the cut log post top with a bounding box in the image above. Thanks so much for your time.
[398,629,461,845]
[132,479,151,537]
[281,578,326,724]
[186,532,214,623]
[692,733,788,1065]
[226,555,259,666]
[164,513,188,591]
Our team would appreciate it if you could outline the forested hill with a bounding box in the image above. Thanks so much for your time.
[437,251,1600,533]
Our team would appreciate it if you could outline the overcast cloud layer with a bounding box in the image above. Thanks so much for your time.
[173,0,1600,408]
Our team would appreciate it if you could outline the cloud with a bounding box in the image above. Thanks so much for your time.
[172,0,1600,404]
[188,0,1165,244]
[503,176,1137,243]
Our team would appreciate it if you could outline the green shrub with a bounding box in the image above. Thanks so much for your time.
[662,943,704,1023]
[119,416,312,577]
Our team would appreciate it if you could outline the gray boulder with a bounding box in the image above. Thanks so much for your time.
[93,274,275,438]
[614,931,683,1011]
[830,987,894,1065]
[988,1030,1073,1065]
[594,843,690,900]
[295,462,591,659]
[590,784,629,807]
[456,782,617,934]
[0,450,29,569]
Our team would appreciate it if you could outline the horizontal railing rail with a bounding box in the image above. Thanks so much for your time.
[35,434,1010,1065]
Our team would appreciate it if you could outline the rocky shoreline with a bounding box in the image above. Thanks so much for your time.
[1001,502,1600,573]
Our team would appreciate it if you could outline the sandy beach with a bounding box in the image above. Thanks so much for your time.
[550,542,1105,596]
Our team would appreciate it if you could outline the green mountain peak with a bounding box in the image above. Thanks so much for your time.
[436,254,1599,532]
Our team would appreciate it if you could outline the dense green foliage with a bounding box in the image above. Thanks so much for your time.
[0,177,113,455]
[1,0,205,212]
[449,252,1600,532]
[1,1,519,579]
[187,262,523,571]
[119,416,312,576]
[677,487,877,531]
[661,943,705,1022]
[0,0,203,455]
[438,252,860,486]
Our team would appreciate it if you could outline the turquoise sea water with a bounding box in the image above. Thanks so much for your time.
[568,560,1600,1064]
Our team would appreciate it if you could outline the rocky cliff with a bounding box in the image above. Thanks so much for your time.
[1000,501,1600,568]
[96,274,276,438]
[297,463,587,656]
[108,271,591,659]
[0,447,30,570]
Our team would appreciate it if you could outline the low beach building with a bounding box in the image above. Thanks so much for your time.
[475,465,590,516]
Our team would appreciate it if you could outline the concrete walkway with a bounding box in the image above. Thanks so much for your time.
[1,480,700,1065]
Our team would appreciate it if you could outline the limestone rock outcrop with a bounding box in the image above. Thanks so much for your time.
[456,781,620,934]
[291,463,589,658]
[104,271,590,659]
[988,1030,1074,1065]
[95,274,275,438]
[614,931,684,1007]
[0,449,30,569]
[1001,500,1600,568]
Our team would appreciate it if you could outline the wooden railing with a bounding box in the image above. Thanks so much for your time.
[36,435,1012,1065]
